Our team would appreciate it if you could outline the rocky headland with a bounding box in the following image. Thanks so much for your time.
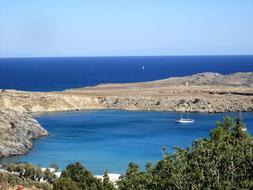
[0,72,253,157]
[0,109,48,157]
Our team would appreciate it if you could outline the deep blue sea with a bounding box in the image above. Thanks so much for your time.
[0,56,253,174]
[0,56,253,91]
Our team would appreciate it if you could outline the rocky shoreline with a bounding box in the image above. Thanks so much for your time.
[0,72,253,157]
[0,109,48,157]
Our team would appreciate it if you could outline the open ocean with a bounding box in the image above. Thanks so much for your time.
[0,56,253,91]
[0,56,253,174]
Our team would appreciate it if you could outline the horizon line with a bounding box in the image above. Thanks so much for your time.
[1,54,253,59]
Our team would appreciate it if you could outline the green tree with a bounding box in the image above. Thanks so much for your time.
[53,177,79,190]
[102,170,116,190]
[60,162,109,190]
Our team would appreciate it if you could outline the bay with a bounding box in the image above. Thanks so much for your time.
[1,110,252,175]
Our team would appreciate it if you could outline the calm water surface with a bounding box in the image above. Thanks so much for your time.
[1,56,253,91]
[0,110,252,174]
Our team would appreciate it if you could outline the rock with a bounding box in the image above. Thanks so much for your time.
[0,109,48,157]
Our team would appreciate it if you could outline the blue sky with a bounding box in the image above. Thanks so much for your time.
[0,0,253,57]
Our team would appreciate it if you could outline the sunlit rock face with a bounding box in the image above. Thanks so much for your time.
[0,109,48,157]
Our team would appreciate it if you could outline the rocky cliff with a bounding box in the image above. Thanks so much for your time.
[0,109,48,157]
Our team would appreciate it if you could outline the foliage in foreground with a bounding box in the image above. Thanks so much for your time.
[117,117,253,189]
[53,162,115,190]
[5,163,56,184]
[0,171,52,190]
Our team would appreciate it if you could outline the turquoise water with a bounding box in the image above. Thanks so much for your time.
[0,110,252,175]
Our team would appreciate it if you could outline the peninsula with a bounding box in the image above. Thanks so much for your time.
[1,72,253,113]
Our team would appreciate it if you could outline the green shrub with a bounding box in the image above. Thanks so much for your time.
[0,172,53,190]
[53,177,79,190]
[57,162,115,190]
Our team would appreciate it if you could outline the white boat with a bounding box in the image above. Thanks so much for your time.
[176,118,194,123]
[176,112,194,123]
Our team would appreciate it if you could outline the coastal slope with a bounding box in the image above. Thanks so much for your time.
[0,109,48,157]
[0,72,252,113]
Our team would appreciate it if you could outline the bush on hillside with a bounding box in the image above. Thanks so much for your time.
[53,177,79,190]
[0,172,52,190]
[54,162,115,190]
[5,163,56,182]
